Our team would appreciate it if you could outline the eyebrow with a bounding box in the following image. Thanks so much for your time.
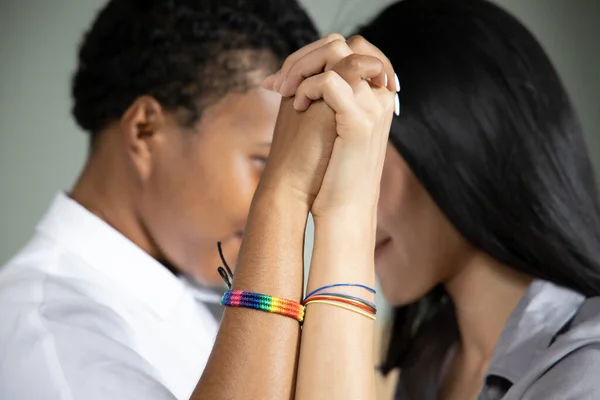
[258,142,272,147]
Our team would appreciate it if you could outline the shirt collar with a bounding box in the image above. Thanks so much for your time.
[180,275,223,304]
[485,280,585,384]
[36,192,187,319]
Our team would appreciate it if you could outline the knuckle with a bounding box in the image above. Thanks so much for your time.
[347,35,368,49]
[345,54,363,71]
[322,70,340,87]
[329,39,349,56]
[324,33,345,43]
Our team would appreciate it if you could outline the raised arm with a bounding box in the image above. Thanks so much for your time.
[193,34,396,400]
[193,97,339,398]
[192,36,343,399]
[270,35,398,400]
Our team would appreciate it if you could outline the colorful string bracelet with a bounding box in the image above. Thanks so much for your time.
[216,242,305,323]
[304,283,376,301]
[302,284,377,321]
[220,290,305,322]
[215,242,375,323]
[302,294,376,314]
[306,292,377,309]
[303,299,376,321]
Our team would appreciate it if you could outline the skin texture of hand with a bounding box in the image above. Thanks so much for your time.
[257,97,337,210]
[264,35,398,222]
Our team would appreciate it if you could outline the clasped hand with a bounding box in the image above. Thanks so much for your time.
[258,34,399,222]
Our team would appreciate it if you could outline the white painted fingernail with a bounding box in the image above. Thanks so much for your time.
[394,94,400,116]
[394,73,401,92]
[384,73,388,88]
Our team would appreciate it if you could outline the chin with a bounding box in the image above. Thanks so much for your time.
[377,274,431,307]
[189,262,230,288]
[383,290,422,307]
[182,242,239,287]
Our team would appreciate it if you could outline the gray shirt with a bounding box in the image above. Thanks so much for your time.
[395,280,600,399]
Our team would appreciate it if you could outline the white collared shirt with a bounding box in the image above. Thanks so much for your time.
[0,193,219,400]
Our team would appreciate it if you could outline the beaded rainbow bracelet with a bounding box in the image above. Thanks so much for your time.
[221,290,305,322]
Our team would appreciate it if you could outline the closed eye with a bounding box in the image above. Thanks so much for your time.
[251,156,269,169]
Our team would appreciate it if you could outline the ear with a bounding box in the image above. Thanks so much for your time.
[120,96,166,181]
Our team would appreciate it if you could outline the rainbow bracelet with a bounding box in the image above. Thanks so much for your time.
[221,290,305,322]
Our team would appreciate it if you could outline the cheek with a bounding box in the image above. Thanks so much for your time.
[145,140,247,240]
[376,197,471,306]
[377,162,404,225]
[376,227,442,306]
[144,152,212,243]
[202,155,261,235]
[377,186,435,303]
[230,156,262,202]
[192,150,255,228]
[376,147,455,305]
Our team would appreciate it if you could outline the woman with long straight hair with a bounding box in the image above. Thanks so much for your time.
[356,0,600,398]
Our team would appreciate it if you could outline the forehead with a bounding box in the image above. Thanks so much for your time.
[198,87,281,142]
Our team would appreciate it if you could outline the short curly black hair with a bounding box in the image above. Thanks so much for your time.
[72,0,318,139]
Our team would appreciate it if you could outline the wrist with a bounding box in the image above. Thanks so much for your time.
[255,175,313,217]
[233,189,308,301]
[253,183,311,219]
[308,211,376,291]
[313,207,376,261]
[312,206,376,237]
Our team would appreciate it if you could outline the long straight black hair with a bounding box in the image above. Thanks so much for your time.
[359,0,600,372]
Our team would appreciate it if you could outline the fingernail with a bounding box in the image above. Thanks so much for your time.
[394,94,400,116]
[394,73,401,92]
[293,97,299,110]
[384,73,388,88]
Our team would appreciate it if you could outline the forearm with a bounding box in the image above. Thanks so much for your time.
[295,210,377,400]
[193,189,308,400]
